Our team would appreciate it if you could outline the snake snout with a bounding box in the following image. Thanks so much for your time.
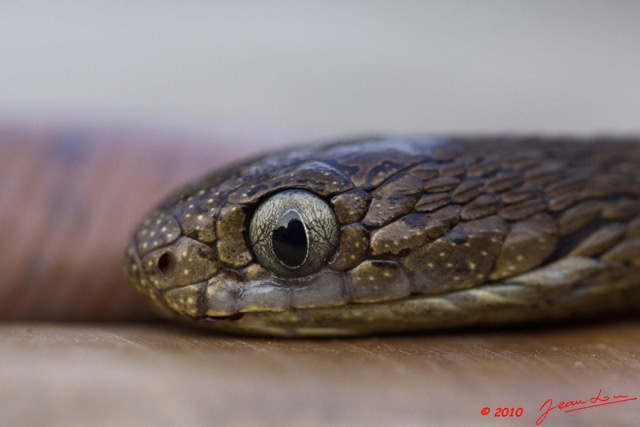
[136,237,221,289]
[125,235,226,318]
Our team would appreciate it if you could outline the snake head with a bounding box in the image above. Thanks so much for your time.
[124,137,640,336]
[124,138,443,333]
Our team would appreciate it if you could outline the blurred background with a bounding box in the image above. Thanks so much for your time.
[1,1,639,141]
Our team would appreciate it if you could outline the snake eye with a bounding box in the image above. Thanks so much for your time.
[249,190,339,278]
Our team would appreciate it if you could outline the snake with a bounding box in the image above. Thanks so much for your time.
[123,136,640,336]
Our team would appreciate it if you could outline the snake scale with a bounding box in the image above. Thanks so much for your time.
[124,136,640,336]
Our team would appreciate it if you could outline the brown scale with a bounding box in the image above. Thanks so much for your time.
[466,158,502,178]
[361,172,424,227]
[134,210,181,257]
[227,161,353,205]
[216,204,252,267]
[414,192,451,212]
[583,174,638,201]
[369,205,461,257]
[545,175,588,199]
[169,189,221,244]
[557,201,603,236]
[490,214,558,280]
[602,198,640,220]
[569,224,627,257]
[523,160,565,187]
[346,260,411,303]
[483,170,524,193]
[602,238,640,268]
[330,189,370,224]
[499,150,544,171]
[422,176,461,193]
[406,162,440,180]
[430,144,464,162]
[544,166,596,211]
[401,215,509,294]
[451,178,485,204]
[461,193,503,221]
[437,161,468,177]
[498,197,547,221]
[319,139,430,189]
[329,224,369,271]
[500,187,542,205]
[124,245,154,299]
[164,283,205,318]
[628,217,640,237]
[548,191,585,212]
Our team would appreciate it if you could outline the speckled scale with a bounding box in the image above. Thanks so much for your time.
[491,214,558,280]
[329,224,369,271]
[134,210,181,257]
[216,204,252,267]
[330,189,370,224]
[347,260,412,302]
[171,191,219,244]
[361,172,424,227]
[369,205,461,257]
[401,215,509,294]
[164,284,205,318]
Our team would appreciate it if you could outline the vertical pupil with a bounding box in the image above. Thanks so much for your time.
[272,210,308,268]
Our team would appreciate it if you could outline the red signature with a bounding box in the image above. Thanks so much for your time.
[536,389,637,425]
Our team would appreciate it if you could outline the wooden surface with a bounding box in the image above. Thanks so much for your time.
[1,126,639,426]
[2,322,639,427]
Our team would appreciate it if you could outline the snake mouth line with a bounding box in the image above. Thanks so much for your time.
[202,313,245,322]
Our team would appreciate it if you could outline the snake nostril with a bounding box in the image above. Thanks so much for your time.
[157,252,177,279]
